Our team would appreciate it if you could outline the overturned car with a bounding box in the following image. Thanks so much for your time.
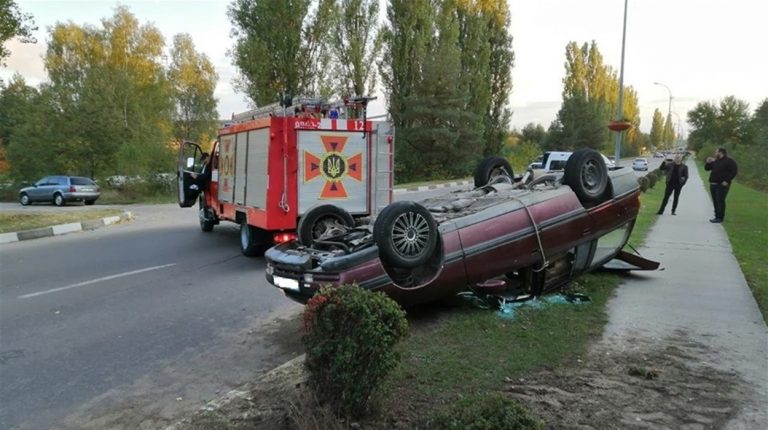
[265,149,658,306]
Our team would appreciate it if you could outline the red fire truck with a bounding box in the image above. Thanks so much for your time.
[177,96,394,256]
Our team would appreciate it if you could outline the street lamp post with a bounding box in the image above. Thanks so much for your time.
[612,0,629,167]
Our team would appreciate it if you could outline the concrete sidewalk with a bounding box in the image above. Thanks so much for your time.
[602,160,767,428]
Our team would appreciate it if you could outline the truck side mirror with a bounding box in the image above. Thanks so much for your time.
[186,157,195,169]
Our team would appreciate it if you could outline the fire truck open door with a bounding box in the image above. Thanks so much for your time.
[177,141,204,207]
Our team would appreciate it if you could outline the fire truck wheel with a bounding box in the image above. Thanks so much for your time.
[474,156,514,188]
[563,149,608,204]
[298,205,355,246]
[240,222,268,257]
[374,201,438,269]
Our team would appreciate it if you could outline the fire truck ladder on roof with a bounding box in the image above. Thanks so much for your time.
[230,96,377,124]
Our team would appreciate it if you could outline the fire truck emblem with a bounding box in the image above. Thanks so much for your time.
[304,135,362,199]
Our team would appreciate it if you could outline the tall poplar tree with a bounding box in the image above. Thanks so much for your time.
[229,0,335,106]
[663,114,675,148]
[327,0,382,97]
[650,109,664,149]
[554,41,641,155]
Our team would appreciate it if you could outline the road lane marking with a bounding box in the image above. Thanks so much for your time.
[18,263,177,299]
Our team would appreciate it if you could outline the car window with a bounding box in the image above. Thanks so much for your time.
[71,177,95,185]
[54,176,68,185]
[36,177,50,186]
[590,223,632,268]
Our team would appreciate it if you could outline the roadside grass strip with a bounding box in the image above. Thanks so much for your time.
[0,209,123,233]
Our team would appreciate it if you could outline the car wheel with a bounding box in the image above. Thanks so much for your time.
[200,210,215,232]
[84,200,96,206]
[53,193,65,206]
[563,149,608,204]
[374,201,438,268]
[19,193,30,206]
[473,156,514,188]
[297,204,355,246]
[240,220,269,257]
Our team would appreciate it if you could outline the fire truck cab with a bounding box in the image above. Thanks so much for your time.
[177,96,394,257]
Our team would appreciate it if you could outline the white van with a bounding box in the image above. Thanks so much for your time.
[529,151,614,179]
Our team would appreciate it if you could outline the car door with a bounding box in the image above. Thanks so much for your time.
[177,141,204,207]
[29,177,51,202]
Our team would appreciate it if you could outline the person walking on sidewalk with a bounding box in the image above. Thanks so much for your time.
[657,154,689,215]
[704,147,738,223]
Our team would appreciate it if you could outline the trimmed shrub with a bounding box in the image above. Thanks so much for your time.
[303,284,409,417]
[427,393,544,429]
[647,171,658,188]
[637,176,650,193]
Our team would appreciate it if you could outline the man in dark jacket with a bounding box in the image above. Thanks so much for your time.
[704,147,738,223]
[657,154,689,215]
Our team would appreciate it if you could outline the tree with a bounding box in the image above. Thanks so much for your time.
[546,91,609,151]
[0,0,37,66]
[40,6,173,177]
[687,96,753,152]
[556,41,641,154]
[663,114,675,148]
[327,0,382,97]
[168,33,219,145]
[750,99,768,147]
[229,0,335,106]
[0,74,38,173]
[650,109,664,149]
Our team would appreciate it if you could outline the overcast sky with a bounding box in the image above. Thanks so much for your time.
[2,0,766,134]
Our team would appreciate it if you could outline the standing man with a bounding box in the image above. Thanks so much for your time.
[704,147,738,223]
[657,154,689,215]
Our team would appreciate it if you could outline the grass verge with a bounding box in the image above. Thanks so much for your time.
[696,162,768,320]
[0,209,124,233]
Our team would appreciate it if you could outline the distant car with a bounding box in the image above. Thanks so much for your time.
[632,158,649,171]
[653,152,664,158]
[266,149,658,306]
[18,176,101,206]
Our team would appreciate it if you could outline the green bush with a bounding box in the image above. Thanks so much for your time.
[427,393,544,430]
[647,171,658,188]
[637,176,650,193]
[303,284,409,417]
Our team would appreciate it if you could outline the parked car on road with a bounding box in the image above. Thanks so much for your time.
[632,158,649,171]
[265,149,658,306]
[18,176,100,206]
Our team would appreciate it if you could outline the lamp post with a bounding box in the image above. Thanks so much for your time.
[653,81,673,121]
[611,0,629,167]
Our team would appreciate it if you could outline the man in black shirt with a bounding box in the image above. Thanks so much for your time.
[657,154,689,215]
[704,147,738,223]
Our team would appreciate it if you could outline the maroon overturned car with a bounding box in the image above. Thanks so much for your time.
[265,149,658,306]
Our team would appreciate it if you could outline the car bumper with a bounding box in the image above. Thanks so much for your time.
[64,192,101,201]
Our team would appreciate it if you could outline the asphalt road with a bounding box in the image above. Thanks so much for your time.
[0,186,465,429]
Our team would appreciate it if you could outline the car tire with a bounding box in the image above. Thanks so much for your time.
[200,211,215,232]
[84,200,96,206]
[297,204,355,246]
[240,221,269,257]
[474,156,514,188]
[53,193,65,206]
[374,201,438,268]
[563,149,608,204]
[19,193,30,206]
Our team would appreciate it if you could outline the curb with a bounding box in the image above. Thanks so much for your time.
[0,211,134,244]
[393,179,473,194]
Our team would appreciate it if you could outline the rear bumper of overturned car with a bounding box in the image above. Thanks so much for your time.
[265,243,385,303]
